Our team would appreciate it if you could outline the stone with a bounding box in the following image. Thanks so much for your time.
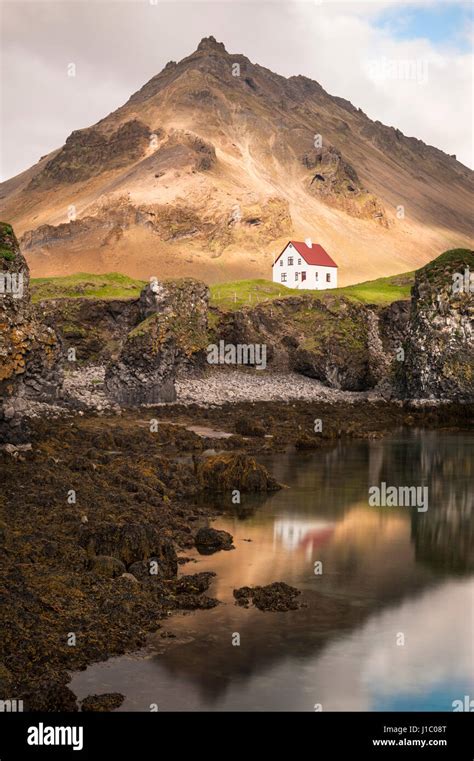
[233,582,301,611]
[196,453,281,492]
[195,527,234,554]
[79,523,178,575]
[81,693,124,712]
[88,555,126,578]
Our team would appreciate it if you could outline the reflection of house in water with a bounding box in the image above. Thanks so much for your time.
[274,518,335,558]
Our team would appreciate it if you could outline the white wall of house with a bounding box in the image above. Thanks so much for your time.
[272,242,338,290]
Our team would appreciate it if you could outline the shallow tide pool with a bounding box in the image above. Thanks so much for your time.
[71,430,474,711]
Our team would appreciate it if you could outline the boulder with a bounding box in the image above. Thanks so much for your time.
[233,582,301,611]
[81,693,124,712]
[194,527,234,554]
[196,453,281,492]
[234,416,266,437]
[88,555,126,578]
[79,523,178,575]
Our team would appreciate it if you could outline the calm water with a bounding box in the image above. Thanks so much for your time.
[71,430,474,711]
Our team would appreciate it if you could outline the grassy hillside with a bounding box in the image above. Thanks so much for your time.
[30,272,146,303]
[30,269,417,307]
[209,272,414,310]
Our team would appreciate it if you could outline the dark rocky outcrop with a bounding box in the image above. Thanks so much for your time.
[0,223,62,442]
[29,119,151,188]
[303,145,388,225]
[37,297,140,365]
[104,278,209,405]
[79,522,178,576]
[233,582,302,611]
[195,527,234,554]
[196,453,281,492]
[403,249,473,401]
[81,693,125,712]
[88,555,126,579]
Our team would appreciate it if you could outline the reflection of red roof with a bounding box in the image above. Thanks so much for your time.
[299,526,335,551]
[274,240,338,268]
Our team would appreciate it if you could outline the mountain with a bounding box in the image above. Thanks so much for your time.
[0,36,472,285]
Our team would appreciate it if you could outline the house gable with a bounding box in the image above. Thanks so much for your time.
[273,240,337,269]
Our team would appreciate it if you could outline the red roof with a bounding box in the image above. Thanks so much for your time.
[274,240,338,268]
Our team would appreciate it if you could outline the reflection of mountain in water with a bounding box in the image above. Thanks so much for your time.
[71,432,474,710]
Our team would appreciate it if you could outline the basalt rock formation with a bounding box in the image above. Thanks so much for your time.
[0,223,62,442]
[104,277,209,405]
[402,249,474,401]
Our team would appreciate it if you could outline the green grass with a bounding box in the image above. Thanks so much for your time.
[209,272,415,310]
[30,272,146,303]
[333,272,415,305]
[209,279,292,310]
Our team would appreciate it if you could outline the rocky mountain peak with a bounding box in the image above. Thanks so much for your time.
[196,36,227,54]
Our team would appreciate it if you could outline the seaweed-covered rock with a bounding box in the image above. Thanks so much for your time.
[79,523,178,575]
[88,555,126,578]
[234,416,266,437]
[196,453,281,492]
[195,527,234,553]
[233,582,301,611]
[81,693,124,712]
[403,250,474,401]
[104,278,209,405]
[0,222,62,442]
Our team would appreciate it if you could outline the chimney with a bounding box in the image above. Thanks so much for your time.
[305,237,312,248]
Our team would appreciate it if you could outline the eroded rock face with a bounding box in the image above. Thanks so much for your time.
[303,146,388,225]
[213,295,376,391]
[403,250,474,401]
[0,223,62,441]
[105,278,209,405]
[29,119,151,188]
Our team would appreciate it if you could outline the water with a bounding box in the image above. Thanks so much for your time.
[71,430,474,711]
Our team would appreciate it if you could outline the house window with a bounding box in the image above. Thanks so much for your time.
[301,272,307,282]
[281,273,287,282]
[326,273,331,282]
[315,272,319,280]
[288,257,293,266]
[279,259,283,266]
[297,258,301,265]
[295,272,299,281]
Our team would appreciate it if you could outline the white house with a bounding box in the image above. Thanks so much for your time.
[272,240,338,290]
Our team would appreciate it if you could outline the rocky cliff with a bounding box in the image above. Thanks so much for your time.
[403,249,473,401]
[104,278,209,405]
[0,223,62,441]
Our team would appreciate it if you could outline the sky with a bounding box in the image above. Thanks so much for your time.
[0,0,472,181]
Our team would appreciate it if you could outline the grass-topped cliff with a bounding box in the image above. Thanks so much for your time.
[31,270,414,307]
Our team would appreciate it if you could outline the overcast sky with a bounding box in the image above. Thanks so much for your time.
[0,0,472,181]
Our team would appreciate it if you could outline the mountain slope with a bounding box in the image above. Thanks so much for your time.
[1,36,472,284]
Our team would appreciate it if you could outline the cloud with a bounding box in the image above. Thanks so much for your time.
[0,0,472,180]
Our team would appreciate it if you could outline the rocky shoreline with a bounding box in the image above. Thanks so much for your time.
[0,224,472,711]
[2,396,472,711]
